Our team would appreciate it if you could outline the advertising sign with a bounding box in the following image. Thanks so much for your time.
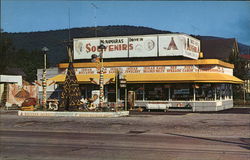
[74,39,100,59]
[74,37,129,59]
[159,35,185,57]
[91,90,100,106]
[101,37,129,58]
[74,34,200,60]
[159,35,199,59]
[72,64,231,76]
[129,36,157,57]
[7,84,38,107]
[183,35,200,59]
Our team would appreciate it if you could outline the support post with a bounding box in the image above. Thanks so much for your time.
[125,87,127,111]
[115,69,118,111]
[193,84,196,112]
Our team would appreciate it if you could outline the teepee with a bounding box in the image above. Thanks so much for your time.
[60,44,82,111]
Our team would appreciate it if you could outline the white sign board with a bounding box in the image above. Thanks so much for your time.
[74,34,200,60]
[91,90,100,105]
[129,36,157,57]
[159,35,200,59]
[74,39,100,59]
[183,35,200,59]
[74,37,129,59]
[159,35,185,57]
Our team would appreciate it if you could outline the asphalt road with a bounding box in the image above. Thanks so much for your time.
[0,109,250,160]
[1,130,249,160]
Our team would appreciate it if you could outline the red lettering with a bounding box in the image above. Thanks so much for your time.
[109,45,114,51]
[170,66,177,69]
[91,46,97,52]
[86,43,91,53]
[122,44,127,50]
[129,44,133,50]
[117,44,122,50]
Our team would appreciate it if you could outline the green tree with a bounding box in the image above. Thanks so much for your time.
[0,32,15,74]
[11,49,45,82]
[228,50,248,99]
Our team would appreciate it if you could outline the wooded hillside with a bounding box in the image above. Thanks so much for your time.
[1,25,249,82]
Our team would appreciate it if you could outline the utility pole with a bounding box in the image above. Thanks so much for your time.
[41,47,49,110]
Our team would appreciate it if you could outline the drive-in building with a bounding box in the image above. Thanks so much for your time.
[49,34,243,111]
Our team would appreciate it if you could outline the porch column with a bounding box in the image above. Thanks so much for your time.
[215,86,217,101]
[143,84,145,101]
[168,87,171,101]
[230,84,233,100]
[193,84,196,101]
[220,85,222,101]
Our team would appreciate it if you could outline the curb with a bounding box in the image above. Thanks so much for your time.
[18,111,129,117]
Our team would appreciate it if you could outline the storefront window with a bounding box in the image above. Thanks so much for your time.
[221,84,225,100]
[216,85,221,100]
[79,84,98,99]
[106,84,116,102]
[220,84,232,100]
[144,84,168,101]
[144,84,166,100]
[195,84,215,101]
[171,84,193,101]
[127,84,144,100]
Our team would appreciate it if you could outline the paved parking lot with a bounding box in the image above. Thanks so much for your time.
[0,108,249,160]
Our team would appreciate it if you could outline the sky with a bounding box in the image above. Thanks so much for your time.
[1,1,250,45]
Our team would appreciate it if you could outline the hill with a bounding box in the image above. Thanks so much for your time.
[3,25,250,66]
[4,25,171,66]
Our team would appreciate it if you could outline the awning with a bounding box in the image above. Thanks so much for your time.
[125,73,243,84]
[49,73,243,84]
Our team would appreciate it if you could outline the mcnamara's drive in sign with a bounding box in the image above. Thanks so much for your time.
[73,34,200,60]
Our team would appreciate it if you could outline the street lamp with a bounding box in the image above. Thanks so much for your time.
[97,43,106,108]
[41,47,49,110]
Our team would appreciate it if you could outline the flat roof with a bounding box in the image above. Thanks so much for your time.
[59,59,234,69]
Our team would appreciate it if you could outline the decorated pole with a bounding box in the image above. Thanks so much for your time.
[98,43,106,108]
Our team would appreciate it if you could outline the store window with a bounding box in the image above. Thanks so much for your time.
[216,85,221,100]
[127,84,144,100]
[171,84,193,101]
[79,84,98,99]
[221,84,232,100]
[144,84,168,101]
[195,84,215,101]
[106,84,116,102]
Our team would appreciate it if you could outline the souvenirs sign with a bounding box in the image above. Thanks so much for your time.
[73,34,200,60]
